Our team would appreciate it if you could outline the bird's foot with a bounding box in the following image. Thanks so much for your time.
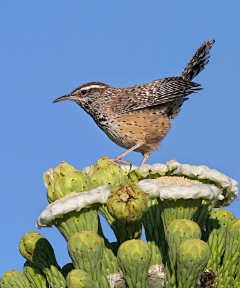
[110,158,132,170]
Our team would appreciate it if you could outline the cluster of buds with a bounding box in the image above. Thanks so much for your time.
[1,156,239,288]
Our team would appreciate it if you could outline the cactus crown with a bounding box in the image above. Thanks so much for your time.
[2,156,239,288]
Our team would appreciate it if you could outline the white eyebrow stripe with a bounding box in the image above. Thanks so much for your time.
[81,85,107,90]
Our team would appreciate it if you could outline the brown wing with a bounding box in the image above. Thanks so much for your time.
[112,77,201,114]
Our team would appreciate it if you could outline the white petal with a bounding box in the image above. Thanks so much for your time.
[35,185,110,228]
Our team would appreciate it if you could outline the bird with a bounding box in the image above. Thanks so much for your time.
[53,39,215,166]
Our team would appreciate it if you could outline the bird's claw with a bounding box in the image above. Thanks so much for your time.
[110,158,132,170]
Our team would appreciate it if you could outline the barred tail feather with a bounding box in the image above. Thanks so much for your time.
[181,39,215,81]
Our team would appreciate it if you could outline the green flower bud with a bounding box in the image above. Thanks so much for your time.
[43,161,89,203]
[0,270,30,288]
[165,219,201,287]
[177,239,211,288]
[68,231,103,288]
[66,269,95,287]
[107,184,148,243]
[19,232,66,288]
[117,239,151,288]
[88,155,128,189]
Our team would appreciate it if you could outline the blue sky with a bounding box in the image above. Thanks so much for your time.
[1,1,240,276]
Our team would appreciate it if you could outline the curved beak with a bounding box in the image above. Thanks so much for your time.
[53,94,79,103]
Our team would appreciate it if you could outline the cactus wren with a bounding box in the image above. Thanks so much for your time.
[53,40,215,165]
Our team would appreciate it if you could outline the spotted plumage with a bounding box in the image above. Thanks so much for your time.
[53,39,215,165]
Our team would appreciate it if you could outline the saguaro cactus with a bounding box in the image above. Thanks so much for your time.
[1,156,239,288]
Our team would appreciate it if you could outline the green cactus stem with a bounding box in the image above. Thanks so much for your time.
[160,197,202,233]
[232,259,240,288]
[101,244,120,277]
[99,241,121,288]
[206,209,235,274]
[165,219,201,288]
[0,270,31,288]
[106,184,148,243]
[66,269,96,287]
[24,260,48,288]
[192,199,219,230]
[176,238,211,288]
[142,199,166,267]
[53,204,99,242]
[216,219,240,287]
[68,231,103,288]
[117,239,152,288]
[127,167,168,267]
[19,232,66,288]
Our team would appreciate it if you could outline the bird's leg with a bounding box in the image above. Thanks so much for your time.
[140,153,150,166]
[111,143,143,166]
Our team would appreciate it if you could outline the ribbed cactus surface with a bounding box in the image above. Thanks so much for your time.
[66,269,96,287]
[216,218,240,287]
[206,208,235,274]
[159,198,203,232]
[0,270,30,288]
[23,260,48,288]
[142,198,166,266]
[165,219,202,287]
[68,231,103,288]
[117,239,151,288]
[176,239,211,288]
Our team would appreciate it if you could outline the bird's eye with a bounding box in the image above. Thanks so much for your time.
[81,90,87,95]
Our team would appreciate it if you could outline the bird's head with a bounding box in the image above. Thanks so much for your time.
[53,82,110,111]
